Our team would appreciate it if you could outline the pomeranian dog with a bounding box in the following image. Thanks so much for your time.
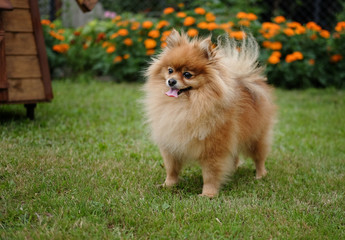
[142,30,276,197]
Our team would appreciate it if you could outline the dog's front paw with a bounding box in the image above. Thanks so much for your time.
[200,184,219,198]
[163,177,179,187]
[255,168,268,179]
[198,192,217,198]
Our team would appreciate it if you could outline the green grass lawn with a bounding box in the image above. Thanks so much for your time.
[1,81,344,239]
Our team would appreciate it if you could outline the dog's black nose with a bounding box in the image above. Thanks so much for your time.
[168,79,177,87]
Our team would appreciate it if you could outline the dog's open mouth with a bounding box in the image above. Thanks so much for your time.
[165,87,192,98]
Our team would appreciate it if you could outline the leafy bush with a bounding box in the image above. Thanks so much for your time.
[41,6,345,88]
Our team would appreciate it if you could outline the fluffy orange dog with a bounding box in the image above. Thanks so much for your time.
[143,30,276,197]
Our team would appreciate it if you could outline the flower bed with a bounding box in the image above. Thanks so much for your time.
[41,7,345,88]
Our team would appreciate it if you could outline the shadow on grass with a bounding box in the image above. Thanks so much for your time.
[163,166,257,197]
[0,107,28,123]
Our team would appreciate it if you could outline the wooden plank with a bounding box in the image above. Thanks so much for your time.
[29,0,53,100]
[0,13,9,101]
[2,9,33,32]
[8,78,45,101]
[5,32,37,55]
[6,56,41,78]
[10,0,30,9]
[0,0,13,10]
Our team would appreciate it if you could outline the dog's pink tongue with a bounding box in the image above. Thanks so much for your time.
[165,88,179,98]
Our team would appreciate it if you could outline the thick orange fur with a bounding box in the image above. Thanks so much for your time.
[142,30,276,197]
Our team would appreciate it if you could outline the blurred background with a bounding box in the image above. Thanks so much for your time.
[37,0,345,88]
[39,0,345,29]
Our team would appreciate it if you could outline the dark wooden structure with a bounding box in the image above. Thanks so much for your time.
[0,0,97,120]
[0,0,53,119]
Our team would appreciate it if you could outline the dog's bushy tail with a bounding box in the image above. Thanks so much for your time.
[218,33,265,81]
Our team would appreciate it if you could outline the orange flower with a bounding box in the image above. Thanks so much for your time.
[295,26,306,34]
[156,20,170,29]
[113,16,121,22]
[41,19,51,25]
[123,54,130,59]
[113,56,122,63]
[102,41,111,48]
[110,33,119,39]
[96,32,106,42]
[285,54,295,63]
[293,51,303,60]
[205,12,216,22]
[148,30,160,38]
[270,42,282,50]
[161,30,172,41]
[118,29,129,36]
[74,31,81,36]
[49,31,64,41]
[261,22,280,30]
[52,43,69,53]
[285,51,303,63]
[273,16,286,24]
[123,38,133,46]
[310,34,317,40]
[320,30,330,38]
[287,22,302,28]
[261,41,281,50]
[306,22,321,31]
[177,12,186,18]
[272,51,282,58]
[146,49,155,55]
[142,21,153,29]
[239,20,250,27]
[161,42,167,48]
[268,55,280,64]
[283,28,295,36]
[106,45,116,53]
[333,32,341,38]
[236,12,248,19]
[219,23,231,30]
[144,39,157,49]
[308,59,315,65]
[187,28,198,37]
[260,22,281,39]
[229,31,245,40]
[163,7,174,14]
[247,13,258,21]
[194,7,206,15]
[178,3,184,8]
[197,22,208,29]
[335,21,345,32]
[262,41,271,48]
[207,22,218,31]
[131,21,140,30]
[116,20,129,27]
[330,54,343,62]
[184,16,196,26]
[83,43,88,50]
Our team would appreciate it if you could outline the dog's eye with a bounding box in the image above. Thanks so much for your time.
[168,68,173,74]
[183,72,193,79]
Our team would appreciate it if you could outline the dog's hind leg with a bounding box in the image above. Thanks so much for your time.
[250,135,271,179]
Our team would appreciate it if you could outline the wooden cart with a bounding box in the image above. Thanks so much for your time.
[0,0,97,119]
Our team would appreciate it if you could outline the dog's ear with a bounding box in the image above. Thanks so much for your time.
[200,37,216,59]
[166,29,181,48]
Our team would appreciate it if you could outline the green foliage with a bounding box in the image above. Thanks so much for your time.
[42,6,345,88]
[1,81,345,238]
